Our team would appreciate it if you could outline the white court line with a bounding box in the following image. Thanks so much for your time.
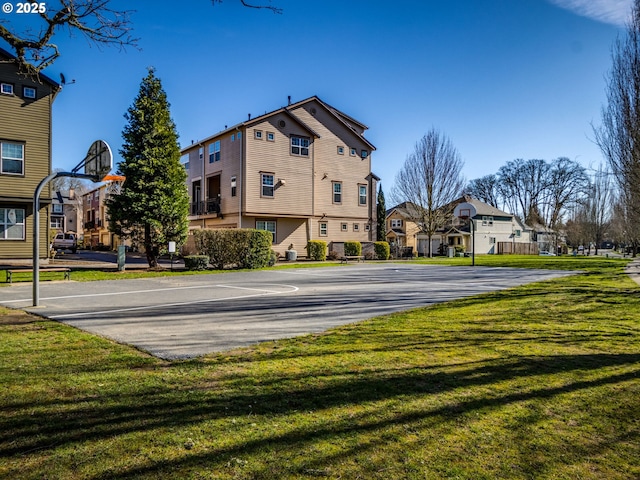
[49,284,299,319]
[0,283,291,304]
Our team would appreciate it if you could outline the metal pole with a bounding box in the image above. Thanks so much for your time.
[472,219,475,267]
[33,171,98,306]
[33,172,60,306]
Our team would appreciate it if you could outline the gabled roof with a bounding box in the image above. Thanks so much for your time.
[182,95,376,153]
[449,195,513,218]
[386,201,422,219]
[0,46,61,90]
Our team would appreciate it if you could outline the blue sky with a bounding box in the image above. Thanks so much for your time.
[3,0,632,192]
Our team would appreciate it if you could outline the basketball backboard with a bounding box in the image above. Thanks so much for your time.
[453,202,477,219]
[83,140,113,180]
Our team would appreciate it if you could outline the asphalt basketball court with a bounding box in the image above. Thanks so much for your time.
[0,263,574,359]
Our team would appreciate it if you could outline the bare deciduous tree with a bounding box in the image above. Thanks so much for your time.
[465,174,500,208]
[594,0,640,236]
[497,158,550,225]
[391,128,465,257]
[1,0,280,75]
[541,157,589,231]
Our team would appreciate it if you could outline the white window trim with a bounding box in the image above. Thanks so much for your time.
[23,86,36,99]
[291,135,310,156]
[358,184,367,206]
[256,220,276,243]
[1,142,25,175]
[254,130,263,140]
[1,83,14,95]
[319,222,328,237]
[261,173,274,198]
[0,207,25,240]
[341,223,348,232]
[332,182,342,204]
[267,132,275,142]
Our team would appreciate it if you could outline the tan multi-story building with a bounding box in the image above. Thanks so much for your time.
[0,47,60,259]
[182,96,378,257]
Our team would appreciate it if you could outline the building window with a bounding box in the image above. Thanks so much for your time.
[319,222,328,236]
[52,204,63,214]
[231,133,235,142]
[361,149,368,158]
[337,146,344,155]
[1,142,24,175]
[256,220,276,243]
[51,216,63,229]
[255,130,263,140]
[350,147,356,156]
[198,147,203,159]
[23,87,36,99]
[482,216,494,226]
[332,182,342,204]
[1,83,13,95]
[514,229,521,237]
[0,208,25,240]
[180,153,189,170]
[237,132,242,140]
[353,223,359,231]
[341,223,348,232]
[231,176,237,197]
[489,237,496,244]
[209,140,220,163]
[359,185,367,205]
[291,136,310,156]
[261,173,274,197]
[365,224,371,232]
[391,219,403,228]
[267,132,275,142]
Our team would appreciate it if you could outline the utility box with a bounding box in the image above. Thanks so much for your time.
[117,245,126,271]
[447,246,455,258]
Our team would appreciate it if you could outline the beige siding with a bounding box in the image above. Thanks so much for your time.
[244,114,314,217]
[0,61,57,259]
[290,101,372,220]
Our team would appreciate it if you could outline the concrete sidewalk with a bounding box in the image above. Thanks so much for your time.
[625,257,640,286]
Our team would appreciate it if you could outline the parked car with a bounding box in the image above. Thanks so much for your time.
[539,251,556,256]
[52,232,78,253]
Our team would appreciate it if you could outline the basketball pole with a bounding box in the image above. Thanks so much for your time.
[32,171,101,306]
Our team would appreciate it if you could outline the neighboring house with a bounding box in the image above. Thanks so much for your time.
[385,202,424,256]
[50,189,83,239]
[82,183,127,249]
[0,47,60,259]
[386,196,535,256]
[181,96,378,256]
[444,196,535,255]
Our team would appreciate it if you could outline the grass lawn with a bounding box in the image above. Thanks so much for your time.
[0,257,639,478]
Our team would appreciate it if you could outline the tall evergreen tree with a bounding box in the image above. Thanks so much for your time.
[376,184,386,241]
[107,68,189,268]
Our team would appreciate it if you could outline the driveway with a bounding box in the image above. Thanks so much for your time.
[0,263,575,360]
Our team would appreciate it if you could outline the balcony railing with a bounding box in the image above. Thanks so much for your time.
[190,197,221,216]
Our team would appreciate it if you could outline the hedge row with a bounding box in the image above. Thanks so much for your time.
[192,229,272,269]
[307,240,327,261]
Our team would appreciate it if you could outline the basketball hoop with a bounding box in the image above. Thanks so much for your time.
[102,174,126,195]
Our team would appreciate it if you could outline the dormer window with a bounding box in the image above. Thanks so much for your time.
[1,83,13,95]
[23,87,36,99]
[361,149,368,158]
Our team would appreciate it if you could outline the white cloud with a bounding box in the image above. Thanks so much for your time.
[548,0,632,27]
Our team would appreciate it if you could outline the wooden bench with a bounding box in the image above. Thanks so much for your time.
[5,267,71,284]
[340,255,364,264]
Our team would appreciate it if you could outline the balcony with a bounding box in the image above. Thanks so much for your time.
[190,197,222,217]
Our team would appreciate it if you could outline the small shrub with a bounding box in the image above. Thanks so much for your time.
[240,229,273,269]
[184,255,209,271]
[193,229,272,269]
[268,250,278,266]
[344,241,362,257]
[327,250,340,261]
[374,241,390,260]
[307,240,327,261]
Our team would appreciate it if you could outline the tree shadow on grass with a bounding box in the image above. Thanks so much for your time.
[2,352,640,478]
